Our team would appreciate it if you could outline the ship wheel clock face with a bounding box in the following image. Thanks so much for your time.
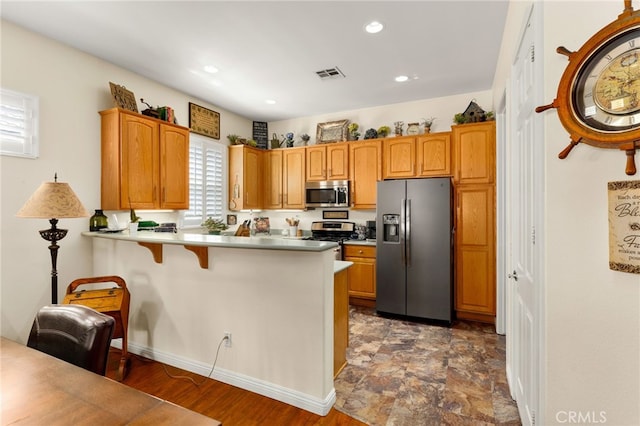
[537,2,640,175]
[573,29,640,133]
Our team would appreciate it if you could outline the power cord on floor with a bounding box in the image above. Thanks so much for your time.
[161,334,228,386]
[116,334,229,387]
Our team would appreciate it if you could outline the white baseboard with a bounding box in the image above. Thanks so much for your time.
[112,341,336,416]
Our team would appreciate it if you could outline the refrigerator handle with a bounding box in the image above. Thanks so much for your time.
[400,199,406,266]
[405,198,411,267]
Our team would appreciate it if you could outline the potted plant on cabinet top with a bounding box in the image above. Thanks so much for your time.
[348,123,360,140]
[377,125,391,137]
[202,217,229,235]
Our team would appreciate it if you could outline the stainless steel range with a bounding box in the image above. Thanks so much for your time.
[307,221,355,260]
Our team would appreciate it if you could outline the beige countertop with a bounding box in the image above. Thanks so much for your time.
[82,230,338,252]
[342,239,376,247]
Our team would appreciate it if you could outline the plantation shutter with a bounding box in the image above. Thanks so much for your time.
[0,88,39,158]
[184,134,225,226]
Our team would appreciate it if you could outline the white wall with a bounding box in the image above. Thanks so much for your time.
[493,1,640,424]
[268,91,494,146]
[0,20,252,340]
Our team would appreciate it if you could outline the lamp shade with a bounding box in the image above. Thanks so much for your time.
[16,181,90,218]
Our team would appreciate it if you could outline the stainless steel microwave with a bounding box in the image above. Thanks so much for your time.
[305,181,350,208]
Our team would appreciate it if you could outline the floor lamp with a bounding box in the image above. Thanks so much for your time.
[16,174,89,304]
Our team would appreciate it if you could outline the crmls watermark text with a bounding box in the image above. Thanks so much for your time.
[556,411,607,423]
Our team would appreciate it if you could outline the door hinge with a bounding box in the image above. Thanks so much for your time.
[530,45,535,63]
[532,410,536,425]
[531,226,536,245]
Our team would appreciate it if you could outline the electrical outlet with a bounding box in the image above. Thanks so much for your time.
[224,332,232,348]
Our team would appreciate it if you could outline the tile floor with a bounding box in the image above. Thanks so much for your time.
[333,306,522,425]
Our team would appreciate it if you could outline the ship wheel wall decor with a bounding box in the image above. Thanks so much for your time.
[536,0,640,175]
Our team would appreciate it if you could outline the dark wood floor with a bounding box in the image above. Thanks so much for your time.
[106,349,366,426]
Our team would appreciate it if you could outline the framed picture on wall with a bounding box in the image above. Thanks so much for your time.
[316,119,348,144]
[189,102,220,139]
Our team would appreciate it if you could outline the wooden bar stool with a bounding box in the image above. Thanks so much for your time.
[63,275,130,381]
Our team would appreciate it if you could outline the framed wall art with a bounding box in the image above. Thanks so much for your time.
[189,102,220,139]
[316,119,348,144]
[109,82,138,113]
[608,180,640,274]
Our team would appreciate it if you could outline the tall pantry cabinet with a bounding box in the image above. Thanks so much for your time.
[452,121,496,323]
[100,108,189,210]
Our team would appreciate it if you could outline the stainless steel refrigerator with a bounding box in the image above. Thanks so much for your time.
[376,177,453,322]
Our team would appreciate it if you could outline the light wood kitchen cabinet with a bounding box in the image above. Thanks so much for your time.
[306,143,349,181]
[453,121,496,184]
[228,145,263,211]
[263,150,283,209]
[263,147,306,209]
[282,147,306,209]
[452,121,496,323]
[417,132,451,176]
[100,108,189,210]
[382,133,451,179]
[455,185,496,319]
[334,268,349,377]
[349,140,382,209]
[343,244,376,306]
[382,136,416,179]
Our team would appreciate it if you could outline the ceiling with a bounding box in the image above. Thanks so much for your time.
[1,1,509,122]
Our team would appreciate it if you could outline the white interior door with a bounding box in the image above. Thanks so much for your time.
[507,4,543,426]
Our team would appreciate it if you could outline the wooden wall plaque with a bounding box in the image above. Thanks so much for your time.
[189,102,220,139]
[608,180,640,274]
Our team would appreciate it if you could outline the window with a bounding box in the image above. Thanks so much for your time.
[183,133,226,227]
[0,88,39,158]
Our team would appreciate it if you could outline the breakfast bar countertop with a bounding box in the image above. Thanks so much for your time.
[82,230,338,252]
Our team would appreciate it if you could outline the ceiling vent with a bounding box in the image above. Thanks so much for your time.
[316,67,346,80]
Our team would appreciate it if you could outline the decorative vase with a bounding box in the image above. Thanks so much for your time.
[89,209,108,231]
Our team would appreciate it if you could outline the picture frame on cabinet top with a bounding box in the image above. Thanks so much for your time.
[109,82,138,113]
[316,119,348,144]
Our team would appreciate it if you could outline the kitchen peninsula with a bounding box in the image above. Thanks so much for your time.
[83,231,345,416]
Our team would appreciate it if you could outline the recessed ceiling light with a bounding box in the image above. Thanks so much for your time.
[204,65,219,74]
[395,75,409,82]
[265,99,276,105]
[365,21,384,34]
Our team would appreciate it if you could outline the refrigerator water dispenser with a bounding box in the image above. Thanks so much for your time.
[382,214,400,243]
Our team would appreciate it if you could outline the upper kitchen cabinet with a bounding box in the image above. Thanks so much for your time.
[417,132,451,177]
[452,121,496,184]
[282,147,306,209]
[229,145,263,211]
[264,149,283,209]
[265,147,306,209]
[100,108,189,210]
[349,140,382,209]
[306,143,349,181]
[382,133,451,179]
[382,136,416,179]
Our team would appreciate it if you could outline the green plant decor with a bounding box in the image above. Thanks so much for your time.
[453,113,467,125]
[202,217,229,234]
[377,125,391,137]
[130,208,140,223]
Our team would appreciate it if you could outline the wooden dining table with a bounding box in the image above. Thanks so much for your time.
[0,337,221,425]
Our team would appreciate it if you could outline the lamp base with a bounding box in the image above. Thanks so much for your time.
[39,218,68,304]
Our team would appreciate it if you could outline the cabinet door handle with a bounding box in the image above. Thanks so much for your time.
[508,270,519,281]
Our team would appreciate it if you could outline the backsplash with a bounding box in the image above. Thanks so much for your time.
[98,208,376,236]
